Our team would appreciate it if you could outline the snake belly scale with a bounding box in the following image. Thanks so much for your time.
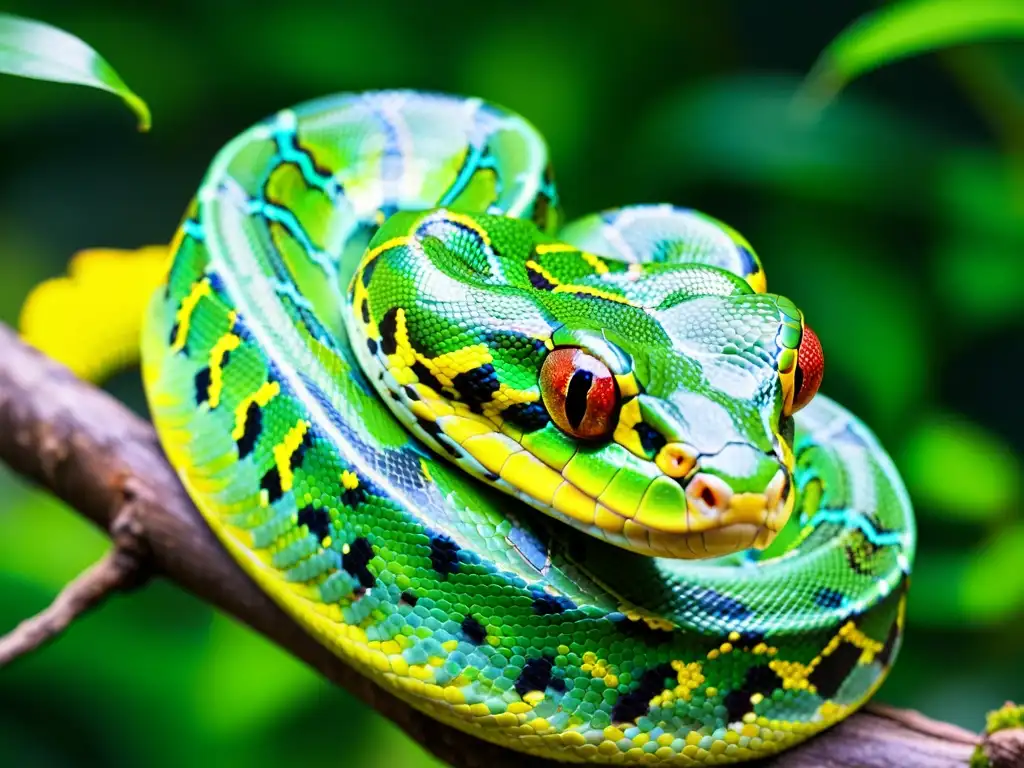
[140,91,915,764]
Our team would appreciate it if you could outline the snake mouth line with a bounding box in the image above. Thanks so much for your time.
[484,439,792,560]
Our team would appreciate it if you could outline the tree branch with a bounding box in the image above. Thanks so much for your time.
[0,321,999,767]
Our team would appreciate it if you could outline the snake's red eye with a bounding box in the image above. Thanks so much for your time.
[790,326,824,414]
[540,348,619,440]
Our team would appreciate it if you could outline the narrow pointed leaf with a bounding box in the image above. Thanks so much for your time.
[0,13,150,130]
[798,0,1024,113]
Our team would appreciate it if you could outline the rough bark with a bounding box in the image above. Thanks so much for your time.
[0,322,1000,767]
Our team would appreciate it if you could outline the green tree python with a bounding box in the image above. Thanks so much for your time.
[60,90,917,763]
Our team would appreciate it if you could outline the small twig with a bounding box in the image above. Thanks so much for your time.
[0,321,993,767]
[0,506,148,667]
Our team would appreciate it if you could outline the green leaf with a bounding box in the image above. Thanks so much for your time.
[0,13,150,130]
[959,523,1024,622]
[798,0,1024,113]
[901,415,1020,522]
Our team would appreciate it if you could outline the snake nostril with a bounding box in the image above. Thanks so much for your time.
[700,485,718,507]
[656,442,697,479]
[687,474,734,513]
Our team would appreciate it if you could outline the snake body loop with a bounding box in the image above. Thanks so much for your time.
[141,91,915,764]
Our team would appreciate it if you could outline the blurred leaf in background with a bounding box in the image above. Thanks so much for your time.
[797,0,1024,112]
[1,1,1023,766]
[0,12,150,129]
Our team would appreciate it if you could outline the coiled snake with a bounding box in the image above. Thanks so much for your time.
[139,90,915,764]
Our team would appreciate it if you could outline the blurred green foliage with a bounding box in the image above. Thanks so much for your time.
[1,1,1023,765]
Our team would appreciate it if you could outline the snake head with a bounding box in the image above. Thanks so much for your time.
[348,209,824,559]
[535,292,824,559]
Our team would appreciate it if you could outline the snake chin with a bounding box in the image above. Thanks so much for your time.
[653,468,792,559]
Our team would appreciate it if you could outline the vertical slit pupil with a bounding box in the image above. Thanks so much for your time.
[565,369,593,430]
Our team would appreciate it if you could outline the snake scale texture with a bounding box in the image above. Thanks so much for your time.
[139,90,916,764]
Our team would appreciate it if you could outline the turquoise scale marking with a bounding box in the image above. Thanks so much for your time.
[182,218,205,241]
[243,198,337,275]
[438,142,488,208]
[270,119,345,201]
[806,509,906,547]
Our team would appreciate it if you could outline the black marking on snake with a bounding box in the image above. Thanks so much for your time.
[193,367,212,406]
[515,655,555,696]
[360,300,371,324]
[793,362,805,400]
[399,591,419,607]
[876,619,900,667]
[340,475,367,509]
[549,676,566,693]
[724,665,784,722]
[813,586,847,610]
[411,361,444,393]
[808,641,861,699]
[612,663,675,723]
[531,172,554,231]
[403,385,420,401]
[236,401,262,459]
[342,537,376,589]
[289,430,315,473]
[445,218,497,264]
[418,417,461,457]
[428,533,461,577]
[378,307,401,355]
[635,422,666,455]
[526,262,557,291]
[451,364,500,413]
[504,402,550,432]
[780,417,795,450]
[565,370,592,430]
[737,630,766,647]
[483,471,500,482]
[844,534,882,576]
[461,615,487,645]
[260,466,283,504]
[530,589,576,616]
[610,613,674,645]
[297,506,331,542]
[366,337,378,356]
[687,586,754,622]
[169,322,183,352]
[361,256,379,287]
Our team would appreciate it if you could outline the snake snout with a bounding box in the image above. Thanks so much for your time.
[665,443,793,557]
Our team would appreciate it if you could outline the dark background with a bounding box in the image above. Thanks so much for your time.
[1,2,1022,765]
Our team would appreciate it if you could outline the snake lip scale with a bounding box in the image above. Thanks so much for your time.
[139,90,916,764]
